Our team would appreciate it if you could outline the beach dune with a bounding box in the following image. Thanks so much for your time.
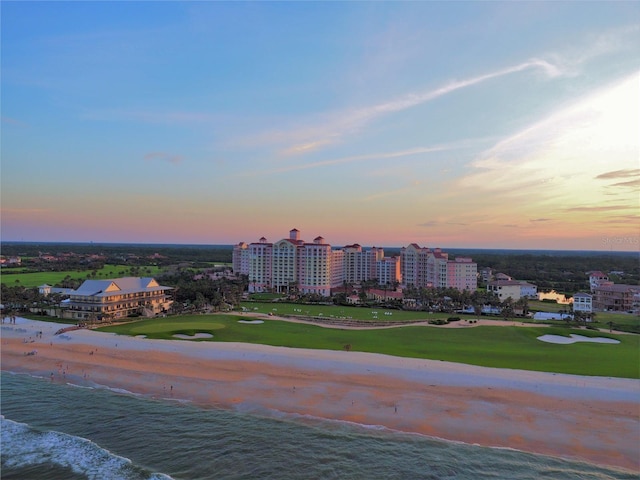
[1,318,638,472]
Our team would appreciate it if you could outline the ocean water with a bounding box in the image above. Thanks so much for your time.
[0,372,635,480]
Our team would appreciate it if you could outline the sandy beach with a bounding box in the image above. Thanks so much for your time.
[2,318,638,472]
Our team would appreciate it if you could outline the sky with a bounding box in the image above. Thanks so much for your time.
[1,2,639,251]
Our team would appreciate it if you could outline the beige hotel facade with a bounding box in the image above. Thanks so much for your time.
[233,229,477,297]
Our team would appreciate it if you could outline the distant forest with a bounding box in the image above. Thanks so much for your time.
[1,242,232,265]
[2,242,638,294]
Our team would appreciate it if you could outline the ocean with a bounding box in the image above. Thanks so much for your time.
[1,372,635,480]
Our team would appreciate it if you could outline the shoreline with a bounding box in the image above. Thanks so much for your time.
[1,318,638,472]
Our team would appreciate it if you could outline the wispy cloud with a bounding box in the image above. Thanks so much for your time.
[530,218,551,222]
[564,205,635,212]
[241,144,461,177]
[610,179,640,188]
[240,25,639,159]
[269,59,563,155]
[594,168,640,189]
[144,152,184,165]
[279,140,333,156]
[457,73,639,211]
[595,168,640,179]
[418,220,468,227]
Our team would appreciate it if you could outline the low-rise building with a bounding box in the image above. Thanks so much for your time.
[588,271,609,292]
[487,280,537,301]
[38,284,75,297]
[572,292,593,313]
[64,277,173,321]
[592,283,640,313]
[0,256,22,266]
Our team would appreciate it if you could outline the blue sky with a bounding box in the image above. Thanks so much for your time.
[2,2,639,250]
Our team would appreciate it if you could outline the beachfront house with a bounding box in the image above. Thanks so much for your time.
[64,277,173,321]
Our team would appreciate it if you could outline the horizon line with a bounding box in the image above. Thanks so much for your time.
[1,239,637,255]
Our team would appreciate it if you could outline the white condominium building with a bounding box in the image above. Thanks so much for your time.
[235,229,342,296]
[400,244,477,291]
[342,244,382,283]
[377,256,401,286]
[233,229,476,296]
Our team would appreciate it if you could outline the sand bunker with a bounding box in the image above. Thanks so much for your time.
[537,334,620,345]
[172,333,213,340]
[238,320,264,324]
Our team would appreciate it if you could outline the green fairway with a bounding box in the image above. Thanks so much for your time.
[240,301,452,323]
[0,264,164,287]
[528,300,572,313]
[98,315,639,378]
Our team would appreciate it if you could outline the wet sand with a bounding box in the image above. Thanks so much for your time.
[1,318,638,472]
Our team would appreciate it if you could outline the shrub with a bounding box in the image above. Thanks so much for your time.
[429,319,448,325]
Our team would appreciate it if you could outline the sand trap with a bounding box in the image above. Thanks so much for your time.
[172,333,213,339]
[238,320,264,324]
[135,335,147,338]
[537,334,620,345]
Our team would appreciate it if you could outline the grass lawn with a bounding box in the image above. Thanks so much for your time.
[247,293,287,301]
[98,315,639,379]
[1,264,164,287]
[528,300,572,313]
[240,301,454,323]
[590,311,640,334]
[528,300,640,333]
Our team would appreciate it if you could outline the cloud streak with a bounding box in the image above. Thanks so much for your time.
[275,59,563,155]
[241,143,463,177]
[564,205,635,212]
[595,168,640,179]
[418,220,468,227]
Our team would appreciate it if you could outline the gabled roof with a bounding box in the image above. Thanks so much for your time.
[588,271,607,277]
[73,277,171,297]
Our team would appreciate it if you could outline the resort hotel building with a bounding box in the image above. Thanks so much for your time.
[64,277,173,321]
[233,229,477,297]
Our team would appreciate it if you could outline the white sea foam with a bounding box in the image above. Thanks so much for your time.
[66,382,95,389]
[0,417,174,479]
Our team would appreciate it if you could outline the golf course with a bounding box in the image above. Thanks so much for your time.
[97,314,639,379]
